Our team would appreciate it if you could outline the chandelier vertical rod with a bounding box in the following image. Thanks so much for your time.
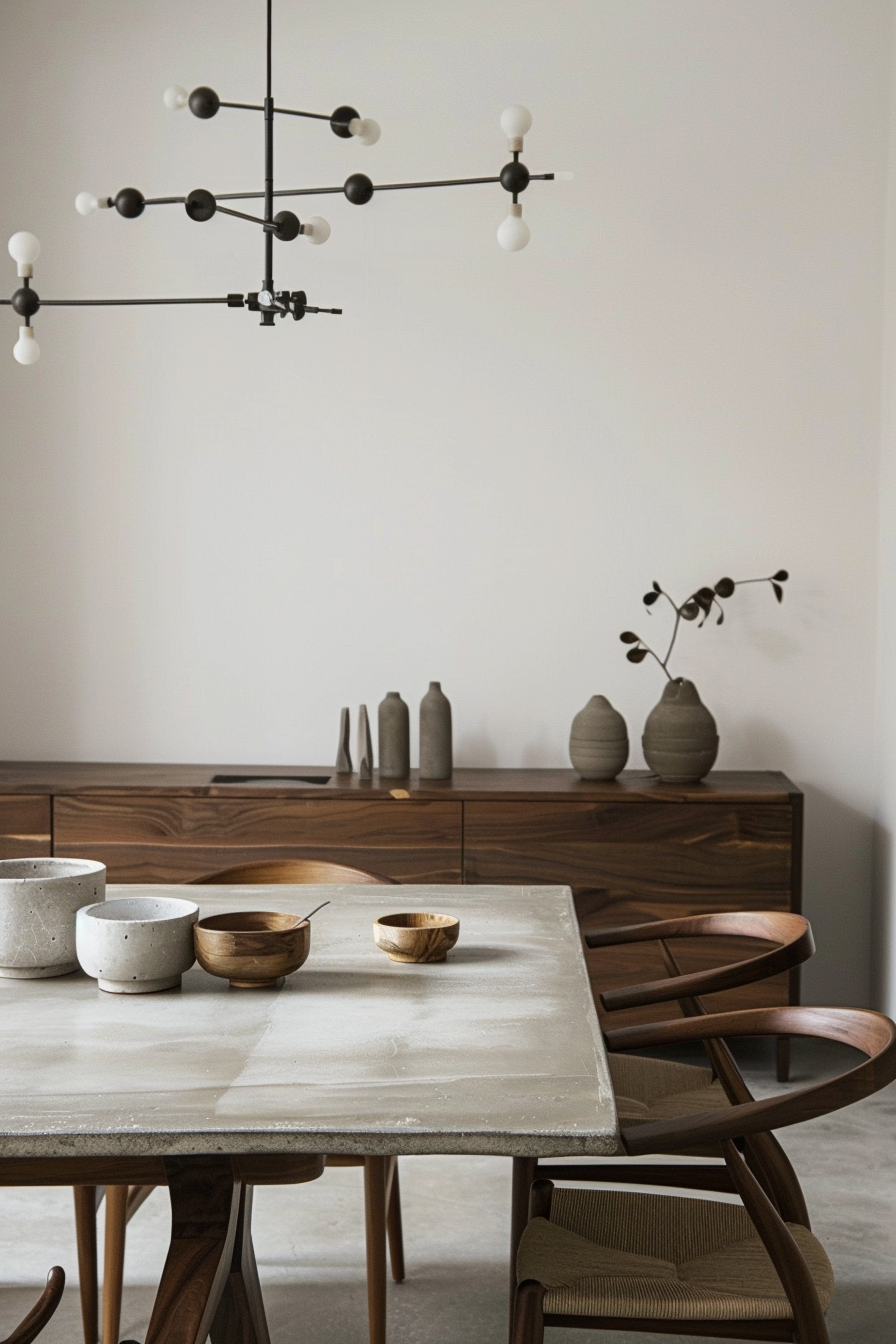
[262,0,274,322]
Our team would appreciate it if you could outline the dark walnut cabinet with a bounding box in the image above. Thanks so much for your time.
[0,765,802,1068]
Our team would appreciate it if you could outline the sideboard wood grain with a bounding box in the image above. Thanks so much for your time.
[0,795,51,859]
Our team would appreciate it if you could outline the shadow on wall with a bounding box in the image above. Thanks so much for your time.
[799,783,873,1009]
[871,820,893,1014]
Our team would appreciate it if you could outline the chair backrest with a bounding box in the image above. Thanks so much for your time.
[2,1267,64,1344]
[587,911,814,1012]
[605,1005,896,1156]
[190,858,396,886]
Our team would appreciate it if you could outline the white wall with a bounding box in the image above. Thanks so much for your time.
[1,0,893,1006]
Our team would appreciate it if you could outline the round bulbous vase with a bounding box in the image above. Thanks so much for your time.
[642,679,718,784]
[569,695,629,780]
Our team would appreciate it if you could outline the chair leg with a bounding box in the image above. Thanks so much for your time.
[509,1158,537,1340]
[363,1157,389,1344]
[511,1281,544,1344]
[385,1158,405,1284]
[73,1186,99,1344]
[102,1185,129,1344]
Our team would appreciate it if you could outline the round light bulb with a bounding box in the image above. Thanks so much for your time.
[7,232,41,266]
[348,116,381,146]
[303,215,331,245]
[75,192,99,216]
[163,85,189,110]
[497,209,530,252]
[500,105,533,139]
[258,290,274,308]
[13,326,40,366]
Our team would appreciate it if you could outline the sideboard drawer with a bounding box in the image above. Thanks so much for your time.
[53,796,463,884]
[463,801,793,895]
[0,795,51,859]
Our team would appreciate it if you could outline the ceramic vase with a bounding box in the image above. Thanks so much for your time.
[378,692,410,778]
[642,679,718,783]
[0,858,106,979]
[419,682,453,779]
[569,695,629,780]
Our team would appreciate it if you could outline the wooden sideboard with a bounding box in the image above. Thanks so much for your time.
[0,764,802,1074]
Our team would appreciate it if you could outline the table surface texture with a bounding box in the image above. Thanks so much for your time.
[0,884,617,1160]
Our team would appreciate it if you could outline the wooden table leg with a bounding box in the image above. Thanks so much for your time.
[144,1157,241,1344]
[102,1186,128,1344]
[509,1158,537,1341]
[73,1186,100,1344]
[209,1186,271,1344]
[363,1157,388,1344]
[385,1158,405,1284]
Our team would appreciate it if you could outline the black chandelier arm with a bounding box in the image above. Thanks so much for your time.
[209,171,556,205]
[37,296,236,306]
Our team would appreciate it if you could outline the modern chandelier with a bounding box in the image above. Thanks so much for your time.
[3,0,567,365]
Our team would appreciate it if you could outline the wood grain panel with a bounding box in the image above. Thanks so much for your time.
[463,801,792,893]
[53,796,462,884]
[0,794,51,858]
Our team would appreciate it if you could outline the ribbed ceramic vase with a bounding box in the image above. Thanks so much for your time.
[569,695,629,780]
[642,679,718,783]
[419,682,453,780]
[378,692,410,778]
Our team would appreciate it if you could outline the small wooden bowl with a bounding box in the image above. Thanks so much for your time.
[373,912,459,964]
[194,911,310,988]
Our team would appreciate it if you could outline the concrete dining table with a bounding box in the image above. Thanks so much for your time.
[0,883,619,1344]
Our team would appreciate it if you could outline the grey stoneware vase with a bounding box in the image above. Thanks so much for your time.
[569,695,629,780]
[378,692,410,778]
[642,679,719,784]
[420,682,453,780]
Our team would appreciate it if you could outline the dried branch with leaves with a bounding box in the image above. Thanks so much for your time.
[619,570,789,682]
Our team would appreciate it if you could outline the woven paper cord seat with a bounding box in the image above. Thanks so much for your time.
[607,1052,730,1125]
[517,1187,834,1322]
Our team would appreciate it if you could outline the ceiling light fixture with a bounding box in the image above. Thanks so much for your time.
[3,0,570,365]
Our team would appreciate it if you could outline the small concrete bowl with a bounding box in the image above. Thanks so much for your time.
[0,858,106,980]
[373,912,459,963]
[76,896,199,994]
[194,911,310,988]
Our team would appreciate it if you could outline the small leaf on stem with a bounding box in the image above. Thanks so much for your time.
[626,647,648,663]
[681,600,700,621]
[714,577,735,598]
[773,569,789,582]
[652,580,661,593]
[643,591,659,606]
[772,582,784,603]
[620,631,640,644]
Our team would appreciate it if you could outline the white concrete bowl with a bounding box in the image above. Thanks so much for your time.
[0,858,106,979]
[76,896,199,994]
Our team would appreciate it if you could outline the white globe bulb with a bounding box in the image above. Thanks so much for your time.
[163,85,189,110]
[8,232,41,266]
[13,326,40,366]
[351,117,380,146]
[500,105,533,139]
[497,213,530,252]
[75,192,99,216]
[304,215,331,245]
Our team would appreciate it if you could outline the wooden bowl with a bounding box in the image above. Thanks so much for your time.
[194,911,310,988]
[373,912,459,963]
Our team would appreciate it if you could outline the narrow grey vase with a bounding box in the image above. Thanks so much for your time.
[419,682,452,780]
[357,705,373,781]
[335,707,352,773]
[569,695,628,780]
[642,679,719,783]
[378,692,410,779]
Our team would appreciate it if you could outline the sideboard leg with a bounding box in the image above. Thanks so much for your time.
[145,1157,240,1344]
[777,1035,791,1083]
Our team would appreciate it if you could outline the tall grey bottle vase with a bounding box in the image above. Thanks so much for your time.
[357,705,373,781]
[335,707,352,773]
[642,678,719,784]
[419,682,452,780]
[378,692,410,779]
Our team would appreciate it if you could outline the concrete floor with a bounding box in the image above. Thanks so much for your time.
[1,1042,894,1344]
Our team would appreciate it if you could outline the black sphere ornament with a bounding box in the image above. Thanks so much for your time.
[114,187,146,218]
[273,210,300,241]
[185,189,217,222]
[189,86,220,119]
[12,287,40,319]
[344,173,374,205]
[330,105,359,139]
[500,160,530,195]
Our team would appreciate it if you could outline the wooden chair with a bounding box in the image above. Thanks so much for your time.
[74,858,400,1344]
[511,911,815,1303]
[2,1268,65,1344]
[512,1004,896,1344]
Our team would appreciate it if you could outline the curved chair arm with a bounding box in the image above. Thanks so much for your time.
[605,1005,896,1156]
[586,911,813,1012]
[2,1268,65,1344]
